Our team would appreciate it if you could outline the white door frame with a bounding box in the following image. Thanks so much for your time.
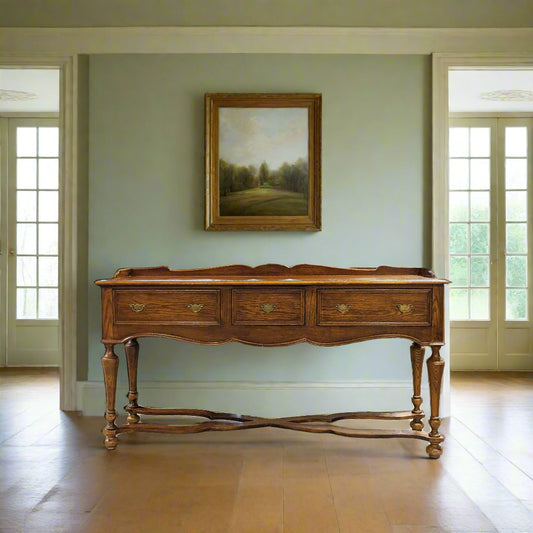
[432,54,533,376]
[0,56,79,410]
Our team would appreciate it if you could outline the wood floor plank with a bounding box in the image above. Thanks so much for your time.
[328,474,391,532]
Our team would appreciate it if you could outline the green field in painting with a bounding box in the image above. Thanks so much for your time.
[220,188,307,216]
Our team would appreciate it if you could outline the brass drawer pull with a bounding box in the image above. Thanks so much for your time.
[260,303,277,313]
[187,304,205,313]
[335,304,351,314]
[396,304,414,314]
[129,303,145,313]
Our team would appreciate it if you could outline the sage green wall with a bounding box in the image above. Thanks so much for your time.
[88,54,431,389]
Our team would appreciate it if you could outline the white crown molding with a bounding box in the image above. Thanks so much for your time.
[1,27,533,55]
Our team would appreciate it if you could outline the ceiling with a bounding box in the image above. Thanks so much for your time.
[0,68,60,112]
[0,67,532,114]
[449,69,533,113]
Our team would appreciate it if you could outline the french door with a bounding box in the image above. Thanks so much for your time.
[449,117,533,370]
[0,118,60,366]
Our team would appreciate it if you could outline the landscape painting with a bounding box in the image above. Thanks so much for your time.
[219,106,308,217]
[205,93,321,231]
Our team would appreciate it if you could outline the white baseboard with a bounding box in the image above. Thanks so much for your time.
[77,380,434,417]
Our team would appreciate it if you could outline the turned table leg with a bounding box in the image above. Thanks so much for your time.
[102,343,119,450]
[426,345,445,459]
[125,338,141,424]
[409,343,425,431]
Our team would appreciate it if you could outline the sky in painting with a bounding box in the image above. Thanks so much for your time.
[218,107,308,169]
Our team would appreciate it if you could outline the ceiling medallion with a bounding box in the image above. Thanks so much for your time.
[480,89,533,102]
[0,89,38,101]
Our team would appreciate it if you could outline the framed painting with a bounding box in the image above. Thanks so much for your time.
[205,93,321,231]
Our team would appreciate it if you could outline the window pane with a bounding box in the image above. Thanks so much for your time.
[17,223,37,255]
[17,159,37,189]
[471,224,490,254]
[450,289,469,320]
[471,256,489,287]
[17,127,37,157]
[38,224,58,255]
[38,127,59,157]
[450,256,469,286]
[450,223,468,254]
[38,288,58,319]
[507,224,527,254]
[506,159,527,190]
[38,191,58,222]
[506,256,527,287]
[449,159,469,190]
[506,191,527,221]
[17,191,37,222]
[470,159,490,190]
[38,257,58,287]
[17,288,37,319]
[471,289,490,320]
[449,128,469,157]
[39,159,59,189]
[470,128,490,157]
[447,125,495,324]
[506,289,527,320]
[449,192,469,221]
[505,127,527,158]
[17,256,37,286]
[470,191,490,221]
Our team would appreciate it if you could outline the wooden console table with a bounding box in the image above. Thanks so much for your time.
[96,264,448,458]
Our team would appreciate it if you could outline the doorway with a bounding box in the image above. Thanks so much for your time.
[0,69,61,369]
[434,60,533,371]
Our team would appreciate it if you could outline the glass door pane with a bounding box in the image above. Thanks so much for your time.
[504,127,528,321]
[449,126,491,320]
[15,126,59,319]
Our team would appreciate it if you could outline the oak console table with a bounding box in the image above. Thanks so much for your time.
[96,264,448,458]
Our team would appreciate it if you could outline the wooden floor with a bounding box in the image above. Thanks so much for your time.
[0,369,532,533]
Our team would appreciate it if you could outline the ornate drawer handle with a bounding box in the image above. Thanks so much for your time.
[129,303,145,313]
[396,304,414,314]
[187,304,205,313]
[260,303,277,313]
[335,304,352,314]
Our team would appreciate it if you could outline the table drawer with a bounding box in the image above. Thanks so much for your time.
[232,288,305,325]
[317,288,432,326]
[114,289,221,325]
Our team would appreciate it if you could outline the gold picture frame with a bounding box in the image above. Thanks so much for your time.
[205,93,321,231]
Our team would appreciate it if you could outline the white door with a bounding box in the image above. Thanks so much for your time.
[2,119,60,366]
[449,118,533,370]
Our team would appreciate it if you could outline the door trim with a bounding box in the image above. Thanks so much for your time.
[0,119,7,367]
[0,55,78,410]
